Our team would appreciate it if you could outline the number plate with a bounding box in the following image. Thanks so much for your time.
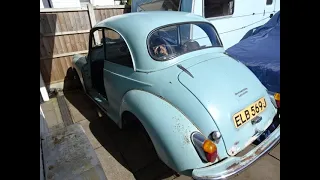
[233,97,267,128]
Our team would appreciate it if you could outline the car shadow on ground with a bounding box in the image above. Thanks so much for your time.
[63,71,178,180]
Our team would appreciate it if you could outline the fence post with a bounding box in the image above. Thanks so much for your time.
[87,4,100,44]
[40,72,49,102]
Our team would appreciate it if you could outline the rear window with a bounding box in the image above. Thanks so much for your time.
[147,22,222,61]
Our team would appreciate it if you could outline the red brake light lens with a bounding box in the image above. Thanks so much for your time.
[206,151,218,162]
[191,132,219,163]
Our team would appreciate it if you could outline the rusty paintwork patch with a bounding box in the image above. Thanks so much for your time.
[241,155,254,163]
[172,116,192,146]
[226,156,253,171]
[183,135,190,144]
[227,162,240,171]
[228,141,240,155]
[227,145,267,171]
[255,146,265,155]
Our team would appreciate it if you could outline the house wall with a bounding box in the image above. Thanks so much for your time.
[49,0,81,8]
[40,0,120,8]
[92,0,115,6]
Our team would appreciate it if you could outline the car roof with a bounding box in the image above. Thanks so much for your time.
[93,11,212,72]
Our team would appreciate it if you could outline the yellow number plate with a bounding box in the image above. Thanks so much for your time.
[233,97,267,128]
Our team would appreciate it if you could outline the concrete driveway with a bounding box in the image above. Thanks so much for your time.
[41,90,279,180]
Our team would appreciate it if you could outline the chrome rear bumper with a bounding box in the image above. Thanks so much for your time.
[192,125,280,180]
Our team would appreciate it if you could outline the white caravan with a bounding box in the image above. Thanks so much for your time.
[131,0,280,49]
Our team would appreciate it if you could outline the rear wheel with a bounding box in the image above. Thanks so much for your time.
[63,67,83,91]
[121,111,181,178]
[122,112,153,148]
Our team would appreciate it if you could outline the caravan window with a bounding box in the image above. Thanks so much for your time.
[266,0,273,5]
[138,0,181,11]
[204,0,234,18]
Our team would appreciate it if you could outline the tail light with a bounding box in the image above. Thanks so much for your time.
[268,91,280,108]
[191,132,218,163]
[274,93,280,108]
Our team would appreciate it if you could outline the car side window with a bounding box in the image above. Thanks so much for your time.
[90,29,105,62]
[102,29,133,68]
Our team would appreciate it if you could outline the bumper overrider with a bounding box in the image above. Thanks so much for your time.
[192,124,280,180]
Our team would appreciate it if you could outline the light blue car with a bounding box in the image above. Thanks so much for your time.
[72,11,280,180]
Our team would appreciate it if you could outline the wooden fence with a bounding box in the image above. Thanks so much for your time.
[40,5,130,85]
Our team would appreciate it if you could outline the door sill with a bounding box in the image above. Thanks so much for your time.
[87,89,109,110]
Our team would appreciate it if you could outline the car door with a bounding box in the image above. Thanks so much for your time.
[101,29,137,123]
[86,28,108,99]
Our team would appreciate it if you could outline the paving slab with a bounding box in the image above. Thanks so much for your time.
[173,175,192,180]
[62,90,280,180]
[67,100,100,123]
[94,116,122,135]
[231,154,280,180]
[71,109,99,123]
[95,147,135,180]
[41,98,64,129]
[269,143,280,160]
[133,160,177,180]
[110,129,159,173]
[53,104,63,125]
[41,98,55,111]
[64,91,96,109]
[42,124,107,180]
[43,109,60,128]
[78,119,103,149]
[76,116,122,149]
[50,123,65,132]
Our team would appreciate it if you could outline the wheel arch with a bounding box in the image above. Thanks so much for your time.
[119,89,208,173]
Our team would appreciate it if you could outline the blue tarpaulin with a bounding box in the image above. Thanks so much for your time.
[226,12,280,145]
[226,11,280,93]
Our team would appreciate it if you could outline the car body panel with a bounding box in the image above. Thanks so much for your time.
[93,11,214,72]
[178,56,277,155]
[72,11,280,179]
[120,90,210,173]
